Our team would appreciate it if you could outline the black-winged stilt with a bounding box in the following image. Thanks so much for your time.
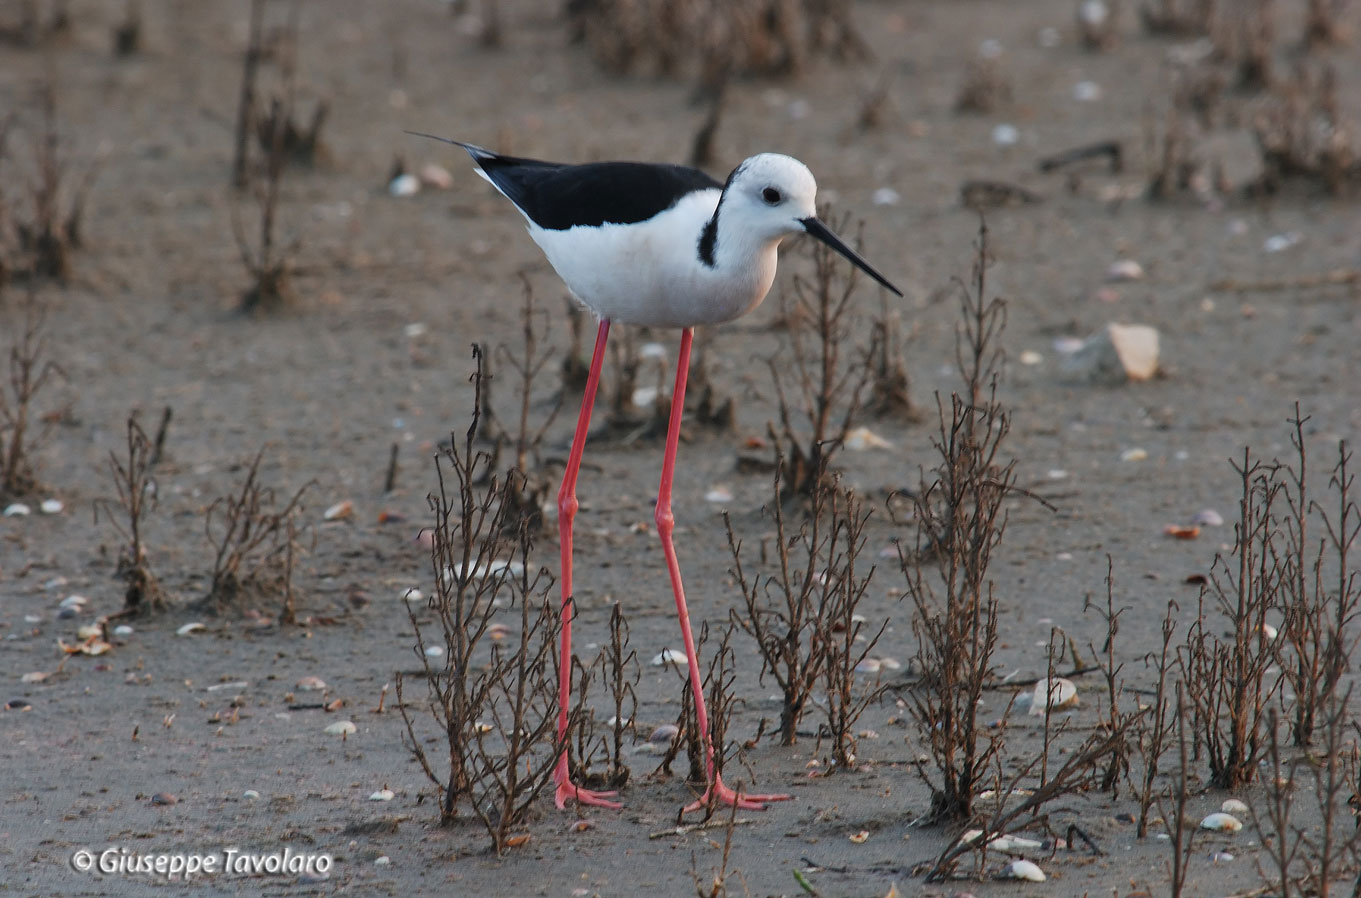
[416,134,902,814]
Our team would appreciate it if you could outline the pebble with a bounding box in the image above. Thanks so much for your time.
[1030,677,1079,715]
[1106,259,1145,282]
[1061,323,1160,383]
[1073,80,1102,102]
[999,859,1045,882]
[6,699,33,711]
[1200,812,1243,832]
[419,163,453,189]
[388,173,420,197]
[323,500,355,521]
[40,499,63,514]
[151,792,178,806]
[324,720,357,737]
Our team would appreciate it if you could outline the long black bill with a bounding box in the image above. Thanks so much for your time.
[800,217,902,297]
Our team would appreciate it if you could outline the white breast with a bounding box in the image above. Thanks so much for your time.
[525,189,780,328]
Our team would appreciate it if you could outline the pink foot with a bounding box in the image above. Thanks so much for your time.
[682,775,792,815]
[553,759,622,810]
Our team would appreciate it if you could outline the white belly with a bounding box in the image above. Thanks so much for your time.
[525,191,778,328]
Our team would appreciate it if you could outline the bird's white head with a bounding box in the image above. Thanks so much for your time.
[723,153,819,240]
[719,153,902,296]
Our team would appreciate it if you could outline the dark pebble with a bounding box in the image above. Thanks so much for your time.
[6,699,32,711]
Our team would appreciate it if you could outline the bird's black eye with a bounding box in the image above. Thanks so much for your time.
[762,187,782,205]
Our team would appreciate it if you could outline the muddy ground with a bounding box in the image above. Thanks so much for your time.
[2,1,1360,896]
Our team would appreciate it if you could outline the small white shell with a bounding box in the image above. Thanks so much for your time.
[424,645,445,658]
[704,487,733,503]
[1192,509,1225,527]
[631,386,659,407]
[77,624,102,640]
[1030,677,1079,715]
[401,588,423,603]
[177,622,206,636]
[113,625,134,637]
[323,500,354,521]
[369,788,395,801]
[1105,259,1145,282]
[1221,798,1249,815]
[1200,812,1243,833]
[1120,447,1149,462]
[1019,350,1043,366]
[1073,81,1102,102]
[651,648,687,667]
[388,173,420,197]
[845,427,893,451]
[418,164,453,189]
[990,834,1044,853]
[40,498,63,514]
[999,859,1046,882]
[60,595,89,609]
[991,124,1020,146]
[21,671,50,683]
[243,789,261,800]
[296,676,327,691]
[3,502,31,516]
[872,187,901,206]
[324,720,357,736]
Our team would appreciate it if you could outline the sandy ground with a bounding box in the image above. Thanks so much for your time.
[2,1,1360,896]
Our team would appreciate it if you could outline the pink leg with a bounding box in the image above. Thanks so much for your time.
[656,328,792,815]
[553,319,622,810]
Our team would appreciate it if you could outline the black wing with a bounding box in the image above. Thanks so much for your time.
[407,134,721,231]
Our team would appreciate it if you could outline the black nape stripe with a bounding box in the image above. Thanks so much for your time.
[695,160,747,268]
[698,217,717,267]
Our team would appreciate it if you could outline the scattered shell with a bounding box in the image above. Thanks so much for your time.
[424,645,445,658]
[7,699,33,711]
[849,830,870,844]
[296,676,327,692]
[845,427,893,451]
[206,681,248,693]
[1019,350,1043,365]
[375,855,392,866]
[21,671,49,683]
[1079,0,1109,26]
[999,859,1046,882]
[1030,677,1079,715]
[990,833,1044,853]
[856,658,882,674]
[1263,232,1302,253]
[569,819,595,833]
[1052,336,1085,355]
[243,789,261,800]
[649,724,680,744]
[59,595,88,610]
[177,622,206,636]
[704,487,734,503]
[113,625,134,637]
[39,498,63,514]
[631,386,659,407]
[3,502,31,516]
[1200,812,1243,833]
[978,38,1003,59]
[639,341,668,360]
[1073,80,1102,102]
[452,559,525,581]
[369,788,395,801]
[298,871,331,884]
[1192,509,1224,527]
[1062,323,1160,383]
[324,720,357,737]
[1120,447,1149,462]
[1106,259,1145,282]
[487,623,511,641]
[419,163,453,189]
[403,321,428,339]
[388,173,420,197]
[504,834,531,848]
[1210,850,1235,863]
[1262,623,1278,640]
[991,124,1020,146]
[323,500,355,521]
[77,624,103,640]
[152,792,178,806]
[1221,798,1249,815]
[81,640,112,656]
[1164,524,1201,540]
[872,187,901,206]
[401,588,424,603]
[651,648,687,667]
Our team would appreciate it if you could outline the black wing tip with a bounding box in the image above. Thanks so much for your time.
[403,131,495,160]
